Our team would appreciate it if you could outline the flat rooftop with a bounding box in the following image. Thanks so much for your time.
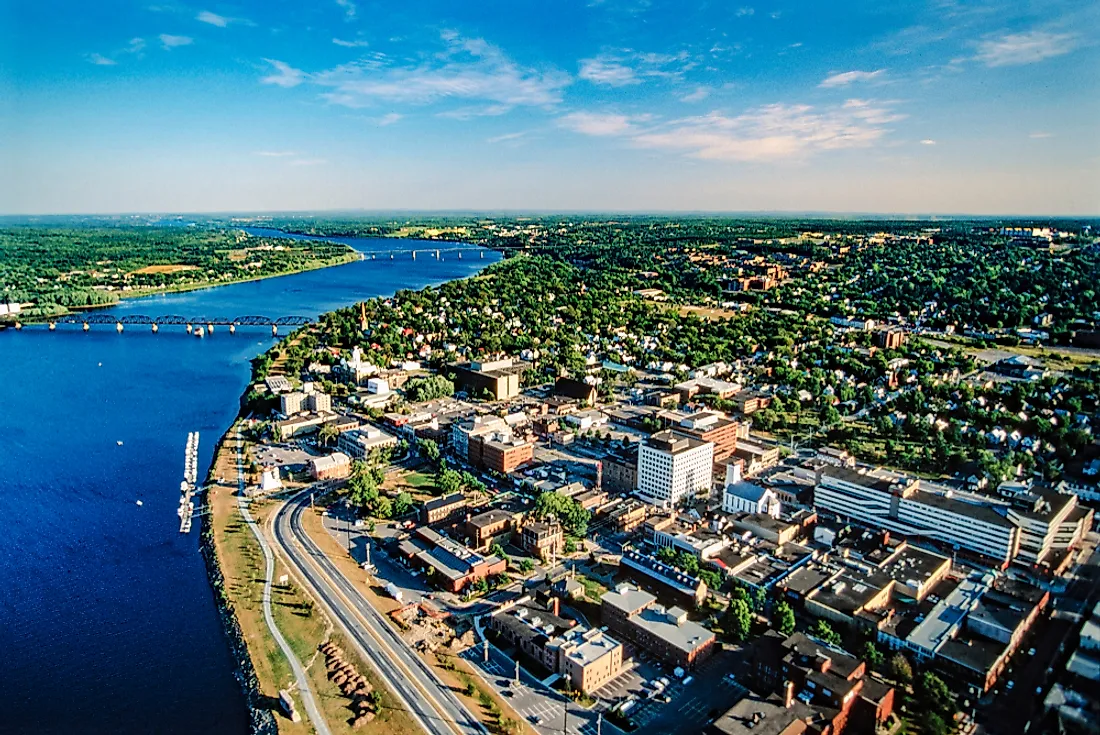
[630,604,715,655]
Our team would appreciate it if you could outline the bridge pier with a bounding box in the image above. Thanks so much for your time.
[186,323,193,334]
[48,321,56,331]
[229,324,236,335]
[116,322,124,333]
[82,322,89,332]
[207,323,214,334]
[271,324,278,337]
[152,323,159,333]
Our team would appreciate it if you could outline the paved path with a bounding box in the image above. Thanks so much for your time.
[274,488,487,735]
[233,429,331,735]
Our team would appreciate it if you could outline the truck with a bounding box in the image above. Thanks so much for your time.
[384,582,404,602]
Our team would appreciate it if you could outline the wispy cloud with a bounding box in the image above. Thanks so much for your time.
[680,86,710,103]
[159,34,193,50]
[376,113,402,126]
[88,53,118,66]
[127,37,146,55]
[1029,131,1054,139]
[578,50,694,87]
[487,131,527,144]
[920,139,936,145]
[254,150,298,157]
[819,69,885,88]
[562,99,905,162]
[736,7,754,17]
[262,32,570,113]
[335,0,356,20]
[973,30,1077,67]
[558,112,641,137]
[196,10,228,27]
[333,38,370,48]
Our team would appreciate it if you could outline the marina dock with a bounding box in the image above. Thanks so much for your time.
[178,431,199,533]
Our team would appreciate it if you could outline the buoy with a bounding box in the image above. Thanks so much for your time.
[98,362,102,367]
[117,440,124,446]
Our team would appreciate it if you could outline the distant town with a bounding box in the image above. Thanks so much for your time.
[194,216,1100,735]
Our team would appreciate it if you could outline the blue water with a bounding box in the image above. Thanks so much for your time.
[0,234,499,734]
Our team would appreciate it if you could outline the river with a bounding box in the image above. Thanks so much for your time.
[0,230,500,734]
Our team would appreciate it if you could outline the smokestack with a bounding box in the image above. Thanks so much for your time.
[552,597,561,618]
[784,680,795,709]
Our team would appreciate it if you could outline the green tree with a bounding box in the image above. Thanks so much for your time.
[924,713,948,735]
[916,672,955,718]
[888,654,913,684]
[809,619,842,646]
[773,600,796,636]
[420,438,441,463]
[317,422,339,447]
[393,491,413,517]
[438,468,463,495]
[861,640,884,670]
[518,558,535,574]
[656,546,678,565]
[404,374,455,402]
[532,491,590,537]
[725,599,753,642]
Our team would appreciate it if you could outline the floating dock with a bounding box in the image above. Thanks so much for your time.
[178,431,199,533]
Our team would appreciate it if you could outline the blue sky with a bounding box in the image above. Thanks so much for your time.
[3,0,1098,214]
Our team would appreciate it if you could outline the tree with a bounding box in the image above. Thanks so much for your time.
[405,374,454,402]
[518,558,534,574]
[860,640,884,670]
[438,468,463,495]
[393,491,413,518]
[532,491,590,537]
[420,438,441,463]
[888,654,913,684]
[656,546,678,565]
[725,599,753,642]
[773,600,796,636]
[676,550,701,576]
[489,542,508,561]
[698,569,722,591]
[809,619,842,646]
[917,672,955,718]
[317,422,339,447]
[924,713,948,735]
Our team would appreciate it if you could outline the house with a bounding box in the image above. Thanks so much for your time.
[521,520,565,561]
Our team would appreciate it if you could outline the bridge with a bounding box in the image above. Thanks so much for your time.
[11,314,313,335]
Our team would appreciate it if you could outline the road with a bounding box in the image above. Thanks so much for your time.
[233,430,331,735]
[272,488,487,735]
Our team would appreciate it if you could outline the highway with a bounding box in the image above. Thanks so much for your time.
[272,489,487,735]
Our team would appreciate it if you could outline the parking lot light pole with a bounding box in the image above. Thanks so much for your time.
[515,660,520,685]
[597,713,602,735]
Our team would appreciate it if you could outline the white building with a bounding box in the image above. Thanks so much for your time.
[814,466,1020,565]
[337,425,399,459]
[721,463,781,517]
[280,391,307,416]
[636,430,714,510]
[306,392,331,413]
[1006,492,1093,566]
[366,377,389,395]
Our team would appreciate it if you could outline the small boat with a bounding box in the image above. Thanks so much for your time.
[116,440,124,446]
[194,326,205,338]
[136,500,143,506]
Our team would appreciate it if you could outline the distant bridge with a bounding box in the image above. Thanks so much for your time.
[12,314,313,335]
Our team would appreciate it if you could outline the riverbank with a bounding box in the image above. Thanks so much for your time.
[204,424,421,735]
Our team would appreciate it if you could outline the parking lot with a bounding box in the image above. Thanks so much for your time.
[593,649,749,735]
[253,442,318,470]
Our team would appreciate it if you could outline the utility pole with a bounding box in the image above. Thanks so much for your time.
[483,638,489,663]
[597,713,602,735]
[515,659,520,685]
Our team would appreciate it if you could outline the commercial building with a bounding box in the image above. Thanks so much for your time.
[619,549,708,607]
[603,498,649,532]
[732,440,781,476]
[421,493,468,526]
[521,520,564,561]
[636,430,714,509]
[453,357,525,400]
[396,526,506,593]
[602,444,639,493]
[337,425,399,459]
[490,598,624,694]
[451,415,509,464]
[280,390,307,415]
[554,377,597,406]
[874,327,907,349]
[675,411,743,461]
[309,452,352,481]
[466,509,517,551]
[601,584,717,669]
[1006,491,1093,568]
[646,513,730,561]
[813,466,1020,566]
[471,433,533,474]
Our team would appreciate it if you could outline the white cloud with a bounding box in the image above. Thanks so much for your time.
[88,53,117,66]
[196,11,228,27]
[254,150,298,157]
[920,139,936,145]
[377,113,402,126]
[261,59,307,88]
[335,0,356,20]
[290,158,328,166]
[437,105,512,120]
[127,38,146,55]
[578,57,638,86]
[159,34,193,50]
[333,38,370,48]
[562,99,905,162]
[974,30,1076,67]
[680,86,710,103]
[558,112,640,137]
[262,33,570,112]
[487,131,527,144]
[819,69,884,88]
[1029,131,1054,139]
[736,7,754,17]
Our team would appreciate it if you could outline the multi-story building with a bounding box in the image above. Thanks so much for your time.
[619,549,708,607]
[521,520,564,561]
[306,391,331,413]
[471,433,533,474]
[280,391,307,416]
[452,357,525,400]
[722,462,782,517]
[731,440,780,476]
[451,415,508,464]
[466,509,517,551]
[675,411,742,462]
[814,466,1020,566]
[875,327,907,349]
[308,452,352,481]
[601,584,717,670]
[602,444,639,493]
[1006,491,1093,568]
[420,493,468,526]
[395,526,506,593]
[337,425,399,459]
[636,431,714,509]
[646,514,730,561]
